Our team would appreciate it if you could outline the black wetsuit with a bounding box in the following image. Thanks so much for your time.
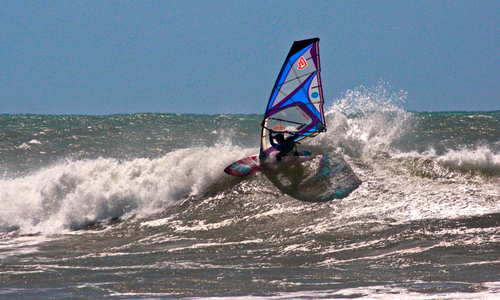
[270,133,300,161]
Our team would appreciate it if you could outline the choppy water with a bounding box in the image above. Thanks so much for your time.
[1,89,500,299]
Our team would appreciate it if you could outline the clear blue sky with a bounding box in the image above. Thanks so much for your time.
[1,0,499,115]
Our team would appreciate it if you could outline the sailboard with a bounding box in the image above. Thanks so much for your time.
[224,154,262,177]
[224,38,360,200]
[224,150,312,177]
[259,38,326,161]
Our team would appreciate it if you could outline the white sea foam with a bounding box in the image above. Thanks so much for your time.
[437,145,500,174]
[189,283,500,299]
[0,145,252,235]
[393,145,500,177]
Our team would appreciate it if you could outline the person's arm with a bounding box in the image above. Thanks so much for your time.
[285,131,301,142]
[269,130,278,148]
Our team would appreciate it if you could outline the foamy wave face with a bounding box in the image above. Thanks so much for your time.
[392,145,500,180]
[438,145,500,176]
[0,145,251,235]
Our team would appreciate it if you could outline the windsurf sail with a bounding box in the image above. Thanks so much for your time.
[260,38,326,159]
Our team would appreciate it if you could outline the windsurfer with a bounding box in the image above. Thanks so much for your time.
[269,130,300,161]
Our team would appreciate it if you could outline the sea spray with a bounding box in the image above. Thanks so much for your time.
[312,82,414,160]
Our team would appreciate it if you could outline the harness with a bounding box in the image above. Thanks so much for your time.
[284,143,298,156]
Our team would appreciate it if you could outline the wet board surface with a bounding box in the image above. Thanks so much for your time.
[223,154,262,177]
[224,150,312,177]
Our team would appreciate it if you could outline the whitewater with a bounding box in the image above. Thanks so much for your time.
[1,87,500,299]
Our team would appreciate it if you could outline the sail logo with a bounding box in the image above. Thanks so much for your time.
[297,56,308,69]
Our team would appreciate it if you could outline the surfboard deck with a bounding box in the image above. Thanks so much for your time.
[224,154,262,177]
[224,150,312,177]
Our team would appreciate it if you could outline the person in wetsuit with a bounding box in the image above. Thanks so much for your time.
[269,130,300,161]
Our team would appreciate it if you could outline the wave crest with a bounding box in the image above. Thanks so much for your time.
[0,145,251,235]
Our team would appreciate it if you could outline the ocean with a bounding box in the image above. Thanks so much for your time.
[1,91,500,299]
